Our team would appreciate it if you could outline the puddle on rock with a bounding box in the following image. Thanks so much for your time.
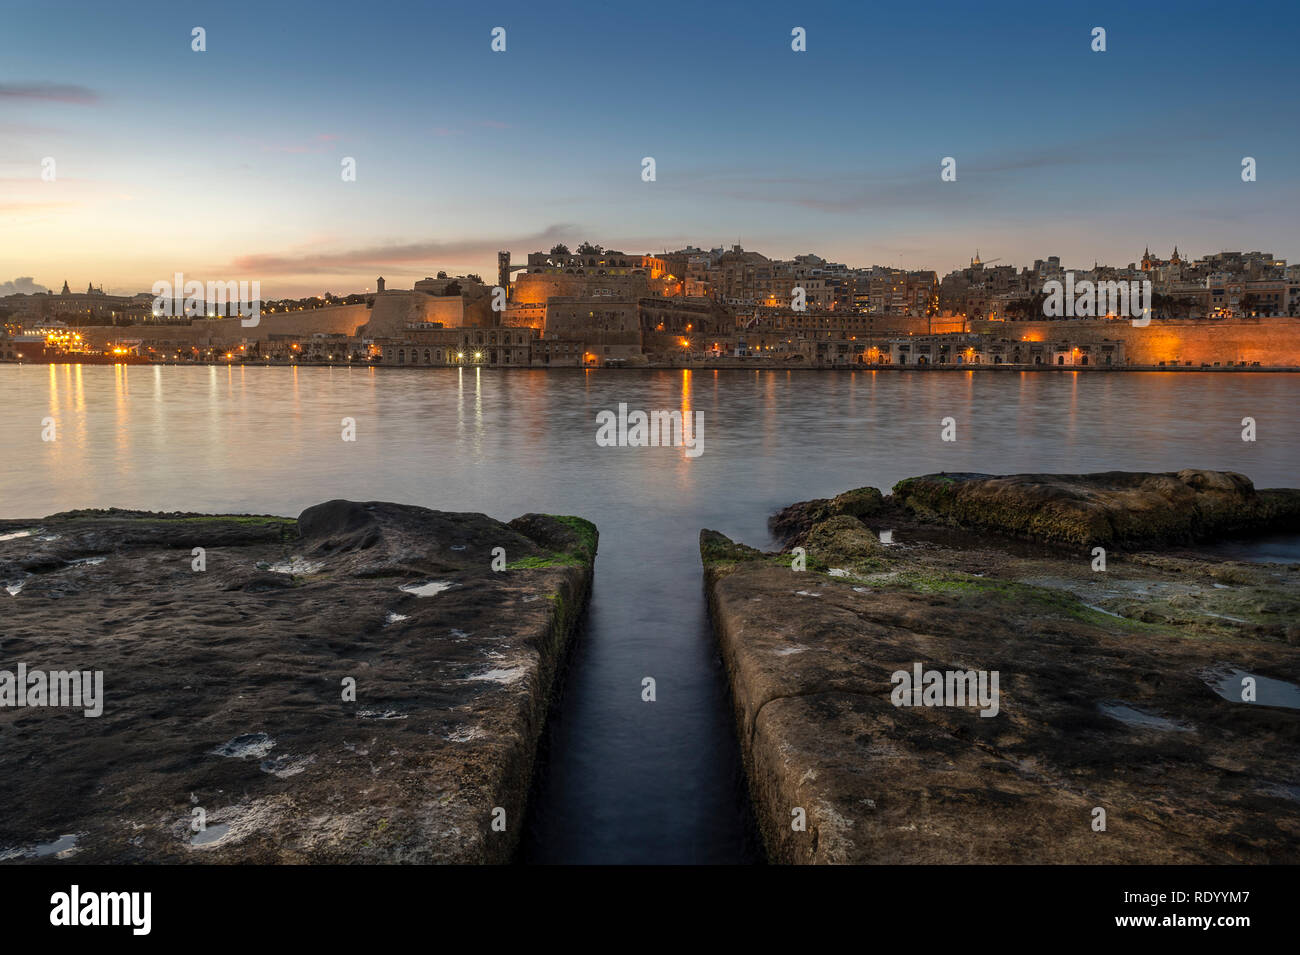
[0,833,82,861]
[1098,701,1191,732]
[399,580,454,597]
[1202,667,1300,710]
[190,823,231,847]
[34,833,81,857]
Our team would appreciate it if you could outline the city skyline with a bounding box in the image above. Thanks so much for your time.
[3,0,1298,298]
[4,239,1287,303]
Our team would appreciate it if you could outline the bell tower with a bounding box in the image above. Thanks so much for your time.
[497,251,511,292]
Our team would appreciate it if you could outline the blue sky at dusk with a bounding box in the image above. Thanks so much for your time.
[2,0,1296,297]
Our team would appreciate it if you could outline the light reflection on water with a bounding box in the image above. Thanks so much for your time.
[1,365,1297,862]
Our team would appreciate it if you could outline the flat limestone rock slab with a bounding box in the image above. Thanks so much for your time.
[0,501,596,863]
[702,472,1300,865]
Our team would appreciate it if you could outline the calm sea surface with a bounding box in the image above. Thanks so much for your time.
[2,365,1297,862]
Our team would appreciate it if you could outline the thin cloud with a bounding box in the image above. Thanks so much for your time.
[666,143,1130,215]
[228,225,577,275]
[0,122,62,137]
[0,84,99,104]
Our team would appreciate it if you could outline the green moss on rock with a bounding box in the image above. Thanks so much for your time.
[506,513,599,569]
[545,515,599,562]
[700,529,764,568]
[806,515,885,560]
[769,486,886,543]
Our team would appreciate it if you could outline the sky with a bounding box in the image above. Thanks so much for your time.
[2,0,1297,298]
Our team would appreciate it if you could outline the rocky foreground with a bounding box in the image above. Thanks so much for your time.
[703,469,1300,864]
[0,501,596,863]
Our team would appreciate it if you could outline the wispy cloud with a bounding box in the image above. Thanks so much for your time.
[0,83,99,104]
[665,139,1193,215]
[227,225,577,275]
[0,122,63,138]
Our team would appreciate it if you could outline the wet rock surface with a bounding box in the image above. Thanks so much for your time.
[884,469,1300,548]
[768,486,885,543]
[0,502,596,863]
[706,471,1300,864]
